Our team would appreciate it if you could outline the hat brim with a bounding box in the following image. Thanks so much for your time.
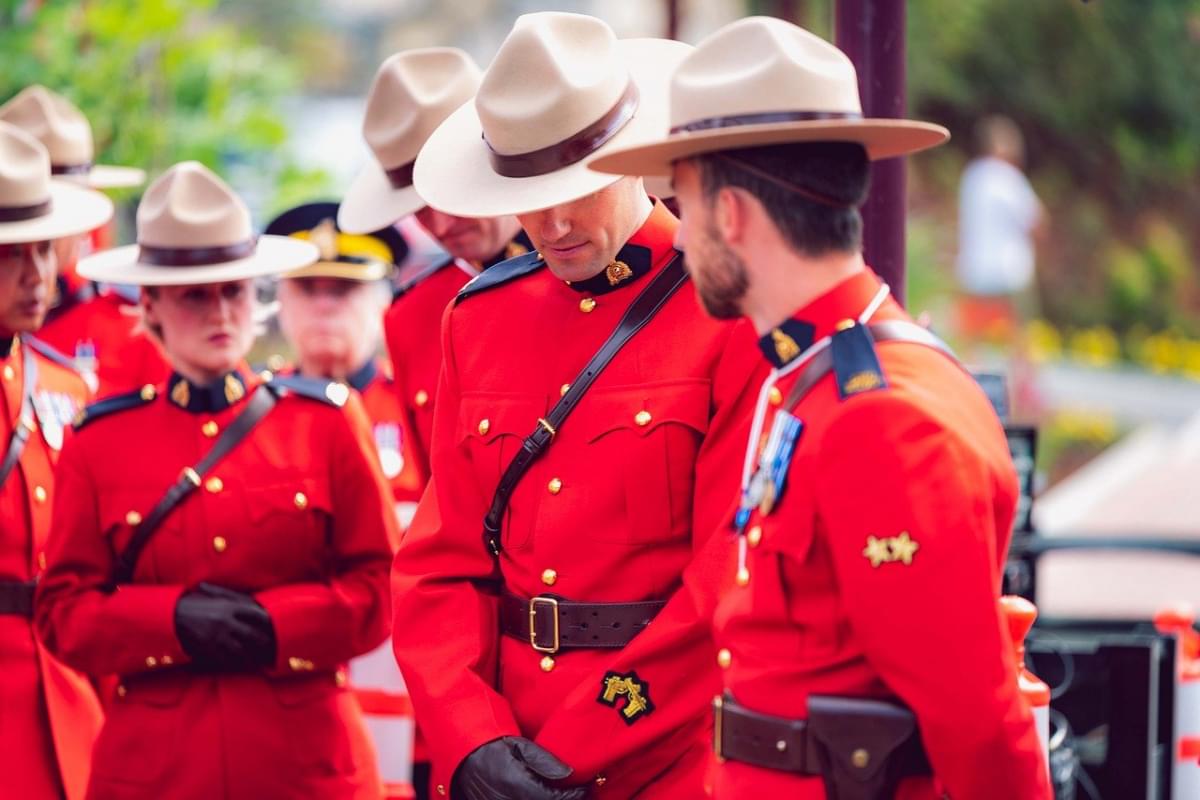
[338,158,425,234]
[589,118,950,178]
[87,164,147,190]
[283,260,391,282]
[77,235,319,286]
[0,179,114,244]
[412,38,692,219]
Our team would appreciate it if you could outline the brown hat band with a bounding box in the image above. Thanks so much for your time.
[385,161,416,190]
[139,238,258,267]
[485,81,640,179]
[0,200,53,222]
[670,109,862,135]
[51,162,94,176]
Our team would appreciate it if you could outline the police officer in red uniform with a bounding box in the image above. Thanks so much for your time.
[339,48,529,511]
[591,17,1053,800]
[0,121,112,800]
[392,13,763,799]
[35,162,399,800]
[0,85,166,396]
[265,202,421,511]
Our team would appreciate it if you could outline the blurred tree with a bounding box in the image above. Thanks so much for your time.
[0,0,330,215]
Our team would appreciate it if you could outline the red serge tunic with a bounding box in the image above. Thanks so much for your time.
[391,202,765,798]
[35,368,401,800]
[708,270,1052,799]
[0,335,102,800]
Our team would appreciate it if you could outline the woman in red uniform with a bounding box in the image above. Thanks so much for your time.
[35,162,400,800]
[0,122,112,800]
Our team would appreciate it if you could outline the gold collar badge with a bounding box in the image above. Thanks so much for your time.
[771,328,802,364]
[605,260,634,287]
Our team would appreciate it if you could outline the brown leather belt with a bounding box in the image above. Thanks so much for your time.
[714,695,931,780]
[0,579,36,618]
[499,591,665,654]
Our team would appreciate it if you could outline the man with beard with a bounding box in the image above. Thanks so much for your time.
[391,12,762,800]
[340,48,530,519]
[589,17,1052,800]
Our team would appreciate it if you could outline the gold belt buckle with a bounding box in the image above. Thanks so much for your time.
[712,695,726,762]
[529,596,560,654]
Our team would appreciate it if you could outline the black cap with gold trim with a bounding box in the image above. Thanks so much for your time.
[264,201,408,282]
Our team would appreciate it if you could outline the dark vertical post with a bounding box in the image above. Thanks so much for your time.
[666,0,680,40]
[836,0,907,306]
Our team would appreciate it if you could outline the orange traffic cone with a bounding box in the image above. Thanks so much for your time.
[1154,605,1200,797]
[1001,596,1051,770]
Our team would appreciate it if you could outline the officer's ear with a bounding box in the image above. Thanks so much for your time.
[713,185,752,249]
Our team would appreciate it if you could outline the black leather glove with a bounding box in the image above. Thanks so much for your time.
[173,582,277,670]
[452,737,589,800]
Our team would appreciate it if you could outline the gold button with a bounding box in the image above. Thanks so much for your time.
[2,365,12,381]
[477,418,490,436]
[634,410,652,427]
[145,656,157,668]
[414,390,430,408]
[540,655,556,672]
[335,669,348,688]
[212,536,228,553]
[202,421,219,438]
[258,370,274,383]
[717,648,732,669]
[547,478,562,495]
[294,492,308,510]
[560,383,570,397]
[33,485,47,503]
[125,510,143,526]
[769,386,783,406]
[204,477,224,493]
[595,775,607,787]
[116,684,127,698]
[161,655,173,665]
[541,568,558,586]
[140,384,156,401]
[747,526,763,548]
[736,567,750,587]
[836,318,857,332]
[851,748,870,769]
[436,786,446,797]
[37,551,46,570]
[579,297,597,313]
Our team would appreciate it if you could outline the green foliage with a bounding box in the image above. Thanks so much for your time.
[0,0,330,210]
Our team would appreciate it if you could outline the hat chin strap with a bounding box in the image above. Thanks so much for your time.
[483,80,640,178]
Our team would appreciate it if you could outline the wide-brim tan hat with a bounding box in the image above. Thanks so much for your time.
[590,17,949,178]
[0,121,113,244]
[413,13,692,219]
[77,161,316,286]
[0,85,146,190]
[339,48,484,234]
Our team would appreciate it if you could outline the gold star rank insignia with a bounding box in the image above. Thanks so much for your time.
[597,670,655,725]
[863,532,920,568]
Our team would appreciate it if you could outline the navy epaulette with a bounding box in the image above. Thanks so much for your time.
[267,374,349,407]
[24,335,79,373]
[454,250,545,304]
[393,255,455,302]
[830,322,888,401]
[73,387,155,430]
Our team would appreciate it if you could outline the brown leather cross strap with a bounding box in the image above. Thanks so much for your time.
[499,591,666,654]
[0,200,52,222]
[0,579,36,618]
[110,386,279,587]
[481,253,688,560]
[714,695,930,796]
[485,82,640,178]
[138,239,257,267]
[0,346,37,491]
[783,319,959,409]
